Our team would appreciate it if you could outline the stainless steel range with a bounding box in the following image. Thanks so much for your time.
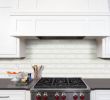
[31,77,90,100]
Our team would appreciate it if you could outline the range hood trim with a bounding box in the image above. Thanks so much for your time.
[11,33,108,39]
[11,11,110,16]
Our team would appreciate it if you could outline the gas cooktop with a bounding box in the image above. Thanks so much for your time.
[34,78,87,88]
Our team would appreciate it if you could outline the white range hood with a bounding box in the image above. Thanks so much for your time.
[11,15,110,39]
[11,0,110,39]
[9,0,110,58]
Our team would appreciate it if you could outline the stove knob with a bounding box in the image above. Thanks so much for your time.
[36,92,41,100]
[73,93,78,100]
[55,92,59,100]
[61,93,66,100]
[43,92,48,100]
[80,93,85,100]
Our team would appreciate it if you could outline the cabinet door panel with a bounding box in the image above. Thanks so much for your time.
[0,90,25,100]
[0,0,12,7]
[0,8,17,55]
[0,36,17,55]
[91,90,110,100]
[88,16,110,35]
[96,91,110,100]
[36,16,88,36]
[37,0,89,12]
[89,0,109,12]
[17,20,35,34]
[18,0,36,9]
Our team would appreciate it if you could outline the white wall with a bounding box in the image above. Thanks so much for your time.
[0,39,110,78]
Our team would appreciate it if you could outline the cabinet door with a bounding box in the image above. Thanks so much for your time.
[25,91,31,100]
[0,8,17,56]
[0,90,26,100]
[91,90,110,100]
[97,37,110,58]
[0,5,25,57]
[89,0,109,12]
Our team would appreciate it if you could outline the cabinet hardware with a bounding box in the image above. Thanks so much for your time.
[0,96,10,98]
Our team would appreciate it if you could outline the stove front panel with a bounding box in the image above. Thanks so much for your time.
[31,91,90,100]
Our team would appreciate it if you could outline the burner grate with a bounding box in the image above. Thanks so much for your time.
[34,78,87,88]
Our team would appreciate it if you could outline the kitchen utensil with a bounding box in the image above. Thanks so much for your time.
[32,65,44,80]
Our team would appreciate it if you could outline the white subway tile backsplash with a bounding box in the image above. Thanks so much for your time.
[27,54,96,59]
[26,49,96,54]
[0,39,110,78]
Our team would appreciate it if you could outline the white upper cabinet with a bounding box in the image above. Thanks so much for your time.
[0,8,16,56]
[97,37,110,58]
[0,0,25,58]
[14,0,110,13]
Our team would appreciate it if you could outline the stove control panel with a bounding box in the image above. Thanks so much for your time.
[34,92,89,100]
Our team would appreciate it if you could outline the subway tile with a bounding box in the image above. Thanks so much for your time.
[0,40,110,78]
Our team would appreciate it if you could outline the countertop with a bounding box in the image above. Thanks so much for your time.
[84,79,110,90]
[0,78,110,90]
[0,79,37,90]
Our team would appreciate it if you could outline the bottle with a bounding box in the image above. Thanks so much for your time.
[28,73,32,82]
